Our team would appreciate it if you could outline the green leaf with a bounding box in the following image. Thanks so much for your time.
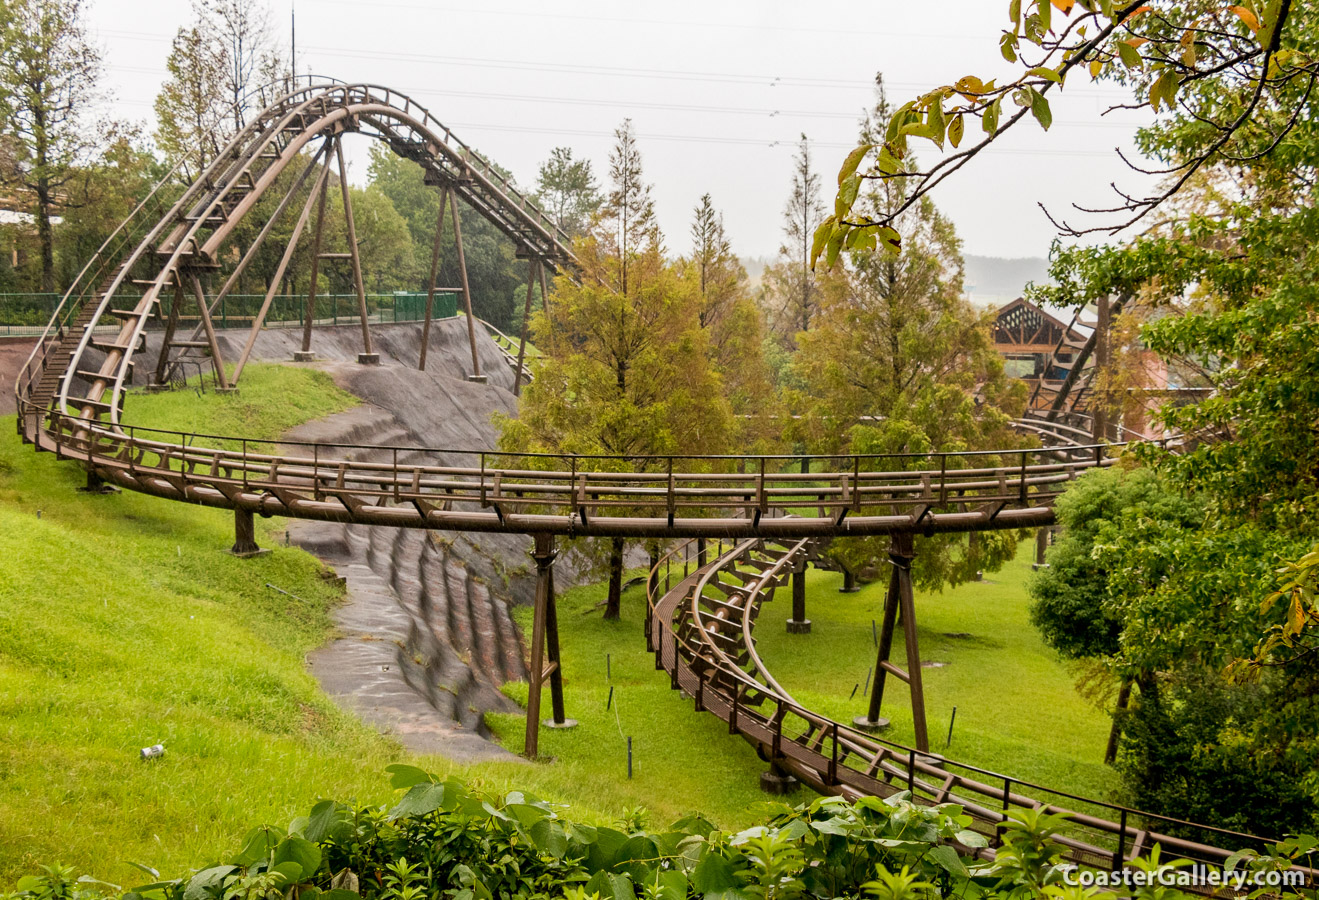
[530,818,569,858]
[836,174,862,219]
[877,226,902,253]
[233,828,278,867]
[272,837,321,881]
[983,97,1002,134]
[824,226,847,268]
[1027,65,1063,84]
[1001,33,1019,63]
[929,844,968,876]
[183,867,235,900]
[810,217,834,268]
[653,871,687,900]
[385,764,437,789]
[304,800,353,844]
[691,850,739,894]
[1149,69,1179,112]
[318,891,361,900]
[838,143,874,185]
[1030,90,1053,131]
[389,783,446,820]
[1117,41,1143,69]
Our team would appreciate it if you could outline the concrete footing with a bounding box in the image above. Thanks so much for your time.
[759,768,800,794]
[357,353,381,365]
[466,374,488,384]
[852,715,891,733]
[786,619,812,634]
[543,718,578,729]
[293,351,317,362]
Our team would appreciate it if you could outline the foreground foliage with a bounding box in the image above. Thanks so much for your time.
[10,769,1313,900]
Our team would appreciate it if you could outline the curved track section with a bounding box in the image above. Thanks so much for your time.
[647,538,1311,885]
[12,81,1130,540]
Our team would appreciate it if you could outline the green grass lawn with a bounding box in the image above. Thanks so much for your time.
[483,580,771,831]
[753,543,1119,802]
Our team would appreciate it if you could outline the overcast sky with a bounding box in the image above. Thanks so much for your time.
[86,0,1159,262]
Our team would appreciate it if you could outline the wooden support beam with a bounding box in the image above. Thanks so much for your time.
[449,186,482,380]
[232,157,333,384]
[188,272,231,390]
[167,144,329,378]
[513,258,536,395]
[524,533,573,758]
[301,144,332,355]
[154,283,183,385]
[334,139,374,360]
[419,187,449,371]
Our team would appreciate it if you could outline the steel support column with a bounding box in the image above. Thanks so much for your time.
[448,186,482,381]
[334,139,376,363]
[786,566,811,633]
[299,146,332,358]
[524,533,573,759]
[188,272,231,391]
[229,508,266,557]
[418,188,449,371]
[154,283,183,386]
[232,157,333,384]
[856,533,928,751]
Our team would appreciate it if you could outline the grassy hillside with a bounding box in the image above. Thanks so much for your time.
[0,367,408,882]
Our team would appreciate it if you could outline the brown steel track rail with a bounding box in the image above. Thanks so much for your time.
[645,538,1315,889]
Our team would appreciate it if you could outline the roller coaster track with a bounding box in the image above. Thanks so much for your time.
[646,538,1313,888]
[11,81,1304,886]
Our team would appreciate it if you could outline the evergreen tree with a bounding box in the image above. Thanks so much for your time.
[533,146,600,239]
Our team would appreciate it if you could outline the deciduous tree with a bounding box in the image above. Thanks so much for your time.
[0,0,102,291]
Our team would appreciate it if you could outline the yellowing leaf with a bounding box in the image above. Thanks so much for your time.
[1228,5,1260,33]
[1089,58,1104,77]
[948,114,965,148]
[1124,37,1149,48]
[1121,4,1152,23]
[1027,65,1064,83]
[1050,0,1075,12]
[837,143,873,186]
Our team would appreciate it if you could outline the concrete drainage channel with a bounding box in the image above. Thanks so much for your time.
[132,320,596,762]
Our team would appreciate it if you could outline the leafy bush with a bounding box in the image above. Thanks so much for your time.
[4,768,1310,900]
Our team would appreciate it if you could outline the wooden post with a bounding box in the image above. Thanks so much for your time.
[154,283,183,385]
[418,188,449,371]
[896,533,931,753]
[300,149,331,357]
[1034,526,1049,569]
[334,139,375,363]
[513,258,536,395]
[188,272,230,391]
[448,186,482,381]
[524,533,574,759]
[861,546,902,731]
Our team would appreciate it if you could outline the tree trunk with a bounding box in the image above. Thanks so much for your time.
[604,537,625,620]
[1104,676,1133,765]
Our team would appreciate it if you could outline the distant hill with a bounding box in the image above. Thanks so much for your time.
[964,255,1051,309]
